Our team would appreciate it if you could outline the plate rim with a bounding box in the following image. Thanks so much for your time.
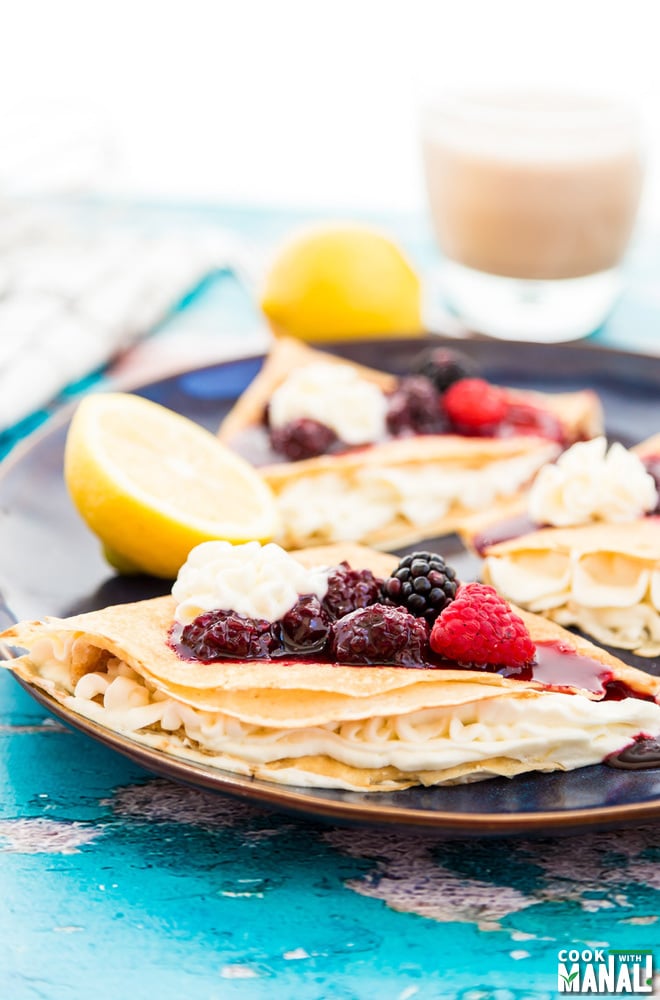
[3,335,660,833]
[11,674,660,833]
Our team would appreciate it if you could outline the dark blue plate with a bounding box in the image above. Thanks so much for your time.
[2,337,660,835]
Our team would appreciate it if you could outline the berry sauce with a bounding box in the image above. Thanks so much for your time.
[472,514,541,556]
[168,625,653,706]
[606,735,660,769]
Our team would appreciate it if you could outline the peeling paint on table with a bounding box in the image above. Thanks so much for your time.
[2,671,660,1000]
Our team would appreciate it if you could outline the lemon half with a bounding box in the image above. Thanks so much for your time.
[260,224,422,341]
[64,392,279,578]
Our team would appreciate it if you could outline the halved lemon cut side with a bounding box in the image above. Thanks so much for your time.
[64,392,279,578]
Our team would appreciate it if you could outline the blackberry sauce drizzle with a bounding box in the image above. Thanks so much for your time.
[169,626,651,705]
[473,514,541,555]
[606,736,660,769]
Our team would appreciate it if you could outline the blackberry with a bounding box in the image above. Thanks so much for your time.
[332,604,428,666]
[280,595,332,653]
[386,376,446,436]
[382,551,458,625]
[323,562,383,619]
[410,346,476,394]
[179,610,281,660]
[270,418,337,461]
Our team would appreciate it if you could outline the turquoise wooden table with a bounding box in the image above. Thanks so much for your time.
[2,203,660,1000]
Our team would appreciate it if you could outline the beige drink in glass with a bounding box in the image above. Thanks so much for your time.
[421,94,644,341]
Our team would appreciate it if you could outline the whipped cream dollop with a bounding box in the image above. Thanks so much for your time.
[268,362,388,445]
[528,437,658,527]
[172,540,330,624]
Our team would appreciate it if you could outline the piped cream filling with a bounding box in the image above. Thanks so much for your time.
[275,446,557,546]
[485,551,660,655]
[34,656,660,775]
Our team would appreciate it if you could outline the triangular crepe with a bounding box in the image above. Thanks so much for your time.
[2,544,658,791]
[218,338,603,550]
[467,434,660,657]
[483,518,660,658]
[461,433,660,552]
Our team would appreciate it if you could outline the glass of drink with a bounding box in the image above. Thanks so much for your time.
[421,93,644,341]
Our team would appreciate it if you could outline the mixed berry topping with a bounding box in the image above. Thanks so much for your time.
[170,552,653,704]
[269,418,338,461]
[429,582,535,668]
[322,562,384,619]
[280,595,332,653]
[443,378,508,434]
[410,346,476,394]
[382,551,458,625]
[385,376,446,436]
[332,604,428,667]
[180,610,280,660]
[260,350,564,463]
[173,554,533,675]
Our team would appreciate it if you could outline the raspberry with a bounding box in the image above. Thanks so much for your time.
[270,418,337,461]
[323,562,383,619]
[280,595,332,653]
[443,378,508,434]
[429,582,535,667]
[410,346,476,393]
[382,551,458,625]
[386,376,446,436]
[498,401,564,443]
[332,604,428,666]
[179,611,281,660]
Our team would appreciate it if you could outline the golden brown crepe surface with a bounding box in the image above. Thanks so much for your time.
[486,518,660,561]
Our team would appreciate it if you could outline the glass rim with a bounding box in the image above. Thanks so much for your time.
[420,90,640,132]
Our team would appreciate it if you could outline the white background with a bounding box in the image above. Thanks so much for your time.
[2,0,660,222]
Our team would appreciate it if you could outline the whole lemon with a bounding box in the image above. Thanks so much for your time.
[259,224,422,341]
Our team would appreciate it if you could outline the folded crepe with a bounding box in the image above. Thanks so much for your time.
[218,338,603,551]
[468,434,660,657]
[2,543,659,792]
[483,519,660,658]
[460,433,660,553]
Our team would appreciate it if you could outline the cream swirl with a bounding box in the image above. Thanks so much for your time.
[275,445,557,546]
[268,362,388,445]
[172,540,330,624]
[528,437,658,527]
[66,658,660,780]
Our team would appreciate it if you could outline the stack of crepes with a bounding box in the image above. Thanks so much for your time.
[2,544,660,793]
[218,338,603,550]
